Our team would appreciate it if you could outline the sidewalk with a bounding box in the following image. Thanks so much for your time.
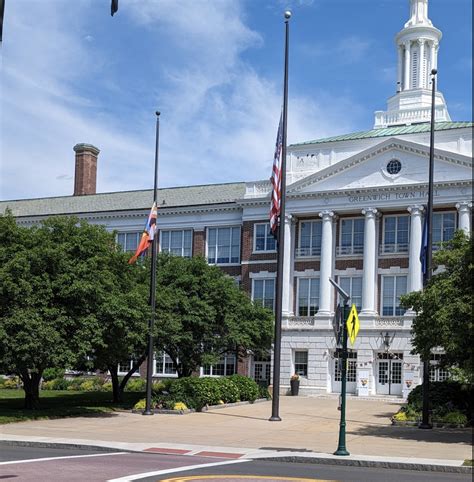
[1,396,471,471]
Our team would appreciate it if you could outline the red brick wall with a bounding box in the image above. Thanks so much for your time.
[193,230,205,257]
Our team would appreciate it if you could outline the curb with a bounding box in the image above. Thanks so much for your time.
[0,439,135,453]
[259,455,473,474]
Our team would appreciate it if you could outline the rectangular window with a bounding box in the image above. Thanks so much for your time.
[340,218,364,255]
[160,229,192,257]
[382,215,409,254]
[382,275,407,316]
[207,227,241,264]
[433,212,456,244]
[334,349,357,382]
[297,278,320,316]
[254,223,276,252]
[297,220,322,256]
[154,352,177,376]
[118,360,133,374]
[429,353,449,382]
[117,232,141,253]
[339,276,362,312]
[252,278,275,311]
[203,354,236,377]
[294,350,308,377]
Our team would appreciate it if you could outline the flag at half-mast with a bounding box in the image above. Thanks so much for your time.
[128,202,158,264]
[269,112,283,238]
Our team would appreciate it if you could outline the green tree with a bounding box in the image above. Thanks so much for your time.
[154,254,273,378]
[401,231,473,380]
[0,213,147,408]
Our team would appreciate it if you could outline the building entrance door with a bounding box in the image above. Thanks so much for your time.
[332,349,357,394]
[253,355,271,385]
[376,352,403,395]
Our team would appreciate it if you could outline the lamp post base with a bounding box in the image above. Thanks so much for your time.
[269,416,282,422]
[142,410,154,416]
[418,422,433,429]
[334,448,350,456]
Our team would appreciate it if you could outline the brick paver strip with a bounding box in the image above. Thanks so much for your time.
[195,451,244,459]
[144,448,191,455]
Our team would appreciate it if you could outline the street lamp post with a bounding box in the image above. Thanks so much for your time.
[329,278,350,456]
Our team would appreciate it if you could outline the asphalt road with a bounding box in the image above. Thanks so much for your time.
[0,443,470,482]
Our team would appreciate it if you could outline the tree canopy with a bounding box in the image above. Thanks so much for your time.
[401,231,473,380]
[154,254,274,378]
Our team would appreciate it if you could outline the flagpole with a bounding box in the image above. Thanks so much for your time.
[270,10,291,422]
[419,70,437,429]
[143,111,160,416]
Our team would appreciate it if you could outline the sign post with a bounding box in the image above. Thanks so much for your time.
[329,278,360,456]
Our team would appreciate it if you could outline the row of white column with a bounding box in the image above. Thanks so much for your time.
[282,202,472,318]
[397,39,438,91]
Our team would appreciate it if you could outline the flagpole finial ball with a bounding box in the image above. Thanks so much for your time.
[431,68,437,76]
[284,10,292,19]
[156,111,161,116]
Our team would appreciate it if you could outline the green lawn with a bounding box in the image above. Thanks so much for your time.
[0,389,143,424]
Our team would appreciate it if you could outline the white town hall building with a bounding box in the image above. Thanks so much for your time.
[1,0,472,397]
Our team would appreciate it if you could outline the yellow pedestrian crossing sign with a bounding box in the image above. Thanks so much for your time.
[346,304,360,345]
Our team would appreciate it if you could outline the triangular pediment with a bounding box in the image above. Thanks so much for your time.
[288,137,472,194]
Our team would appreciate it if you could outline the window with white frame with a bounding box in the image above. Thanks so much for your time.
[252,278,275,311]
[382,215,409,254]
[433,212,456,244]
[382,275,407,316]
[118,360,134,374]
[338,276,362,311]
[294,350,308,377]
[207,227,241,264]
[160,230,192,257]
[429,353,449,382]
[298,220,322,256]
[117,232,141,253]
[339,218,364,255]
[297,278,320,316]
[203,354,236,376]
[334,349,357,382]
[153,351,177,376]
[254,223,276,252]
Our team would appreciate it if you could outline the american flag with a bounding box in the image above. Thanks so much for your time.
[269,113,283,238]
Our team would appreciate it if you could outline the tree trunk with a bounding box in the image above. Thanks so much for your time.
[20,370,42,410]
[119,354,146,395]
[108,365,122,403]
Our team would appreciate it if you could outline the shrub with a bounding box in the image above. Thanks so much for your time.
[79,380,98,392]
[134,398,146,410]
[442,411,468,425]
[125,378,146,392]
[168,377,221,410]
[42,368,66,381]
[2,377,21,389]
[228,375,259,402]
[393,410,408,421]
[102,382,113,392]
[258,383,271,400]
[173,402,188,411]
[407,381,472,416]
[51,377,71,390]
[215,377,240,403]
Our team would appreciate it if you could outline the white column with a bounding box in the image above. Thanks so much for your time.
[403,41,411,90]
[418,39,425,88]
[317,210,334,316]
[361,208,378,315]
[429,41,436,75]
[282,214,294,316]
[407,205,424,293]
[397,45,403,91]
[456,202,472,236]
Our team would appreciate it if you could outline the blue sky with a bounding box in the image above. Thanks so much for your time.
[1,0,471,200]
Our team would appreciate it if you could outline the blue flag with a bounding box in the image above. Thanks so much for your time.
[420,209,428,281]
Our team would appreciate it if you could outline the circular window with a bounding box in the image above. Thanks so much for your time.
[386,159,402,175]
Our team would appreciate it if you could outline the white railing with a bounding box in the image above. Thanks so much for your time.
[374,105,450,128]
[375,318,404,327]
[245,180,271,198]
[296,246,321,257]
[286,316,315,328]
[379,243,409,255]
[336,245,364,256]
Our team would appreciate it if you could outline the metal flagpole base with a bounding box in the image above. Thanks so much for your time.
[418,422,432,429]
[334,449,350,456]
[142,410,154,416]
[269,416,282,422]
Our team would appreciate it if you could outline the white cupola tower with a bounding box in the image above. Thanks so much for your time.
[374,0,451,128]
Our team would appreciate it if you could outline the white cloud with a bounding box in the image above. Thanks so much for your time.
[1,0,361,201]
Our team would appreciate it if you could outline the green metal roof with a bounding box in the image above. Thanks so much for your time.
[290,121,473,147]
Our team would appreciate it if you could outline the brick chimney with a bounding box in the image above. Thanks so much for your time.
[73,143,100,196]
